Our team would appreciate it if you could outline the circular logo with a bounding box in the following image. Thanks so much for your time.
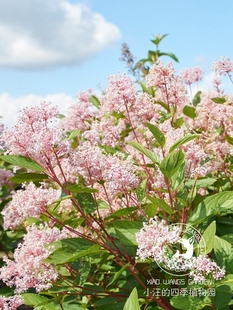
[155,223,206,276]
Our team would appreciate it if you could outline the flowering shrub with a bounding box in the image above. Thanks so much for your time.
[0,45,233,309]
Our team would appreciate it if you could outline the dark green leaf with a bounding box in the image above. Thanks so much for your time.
[112,221,143,245]
[188,192,233,225]
[66,184,98,193]
[46,244,104,264]
[160,150,185,178]
[146,195,173,214]
[0,155,44,171]
[22,294,56,309]
[106,207,138,220]
[214,236,232,267]
[107,263,130,287]
[10,173,48,183]
[212,285,232,308]
[170,296,206,309]
[76,192,96,214]
[147,123,166,147]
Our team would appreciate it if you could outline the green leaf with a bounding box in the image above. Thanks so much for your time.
[49,237,94,252]
[158,52,179,63]
[68,129,81,140]
[22,294,57,309]
[107,263,130,287]
[10,173,48,183]
[145,203,157,217]
[112,221,143,246]
[212,285,232,308]
[200,221,216,254]
[0,155,44,171]
[160,150,185,178]
[171,161,185,190]
[188,192,233,225]
[140,82,154,96]
[66,184,98,193]
[185,178,217,189]
[127,141,160,164]
[136,179,147,202]
[225,134,233,145]
[211,97,226,104]
[123,288,140,310]
[192,91,202,106]
[151,34,168,46]
[154,100,169,111]
[146,123,166,147]
[106,207,138,220]
[183,106,197,119]
[46,244,103,264]
[90,95,101,108]
[214,236,232,267]
[169,134,199,153]
[170,296,206,310]
[76,192,96,214]
[146,195,173,214]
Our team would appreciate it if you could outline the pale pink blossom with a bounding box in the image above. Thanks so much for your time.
[0,295,23,310]
[180,66,204,85]
[0,224,70,293]
[146,60,175,88]
[62,141,140,202]
[2,182,61,230]
[0,169,14,188]
[212,56,233,75]
[101,74,137,113]
[136,217,181,262]
[60,91,100,132]
[190,255,225,283]
[2,102,70,172]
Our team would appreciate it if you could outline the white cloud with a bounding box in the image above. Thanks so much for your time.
[0,92,76,128]
[0,0,121,69]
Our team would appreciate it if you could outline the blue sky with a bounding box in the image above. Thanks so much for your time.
[0,0,233,127]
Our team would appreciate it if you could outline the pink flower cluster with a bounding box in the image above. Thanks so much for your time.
[180,66,204,85]
[0,169,14,188]
[190,255,225,282]
[0,224,69,293]
[0,295,23,310]
[135,217,181,262]
[136,218,225,282]
[60,91,100,132]
[212,56,233,75]
[2,182,61,230]
[66,142,140,199]
[101,74,137,113]
[2,102,70,172]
